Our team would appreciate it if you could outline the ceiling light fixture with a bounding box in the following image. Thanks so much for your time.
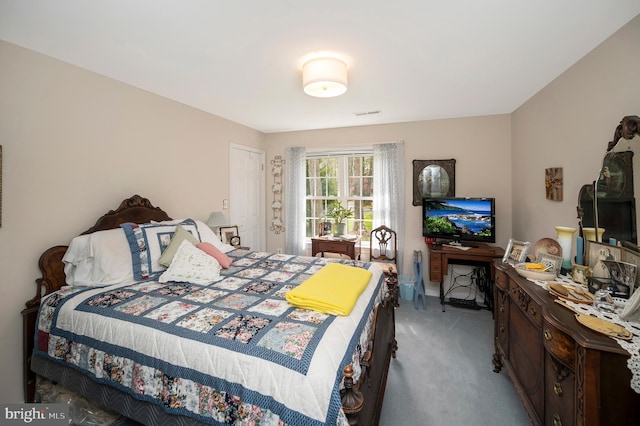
[302,57,348,98]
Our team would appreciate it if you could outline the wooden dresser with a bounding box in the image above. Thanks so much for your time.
[493,261,640,425]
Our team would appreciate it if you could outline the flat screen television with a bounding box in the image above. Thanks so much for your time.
[423,197,496,245]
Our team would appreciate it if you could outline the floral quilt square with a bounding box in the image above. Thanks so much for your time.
[176,308,233,333]
[247,252,270,259]
[243,280,278,295]
[268,253,295,261]
[279,263,308,273]
[183,289,228,304]
[115,295,167,316]
[287,308,329,324]
[235,268,269,279]
[214,293,260,310]
[272,285,295,298]
[213,277,250,291]
[232,258,260,267]
[304,265,326,274]
[247,299,291,316]
[261,271,295,283]
[256,259,282,270]
[86,289,137,308]
[156,283,199,297]
[257,322,317,360]
[215,315,271,343]
[144,301,199,323]
[127,282,165,293]
[289,273,313,285]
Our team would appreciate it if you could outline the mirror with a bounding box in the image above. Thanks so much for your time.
[412,159,456,205]
[578,116,640,245]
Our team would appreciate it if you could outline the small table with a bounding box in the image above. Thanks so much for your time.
[311,237,361,260]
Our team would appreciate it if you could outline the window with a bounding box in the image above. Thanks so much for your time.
[305,153,373,240]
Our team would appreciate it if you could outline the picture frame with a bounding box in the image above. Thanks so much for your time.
[571,264,591,285]
[536,252,563,273]
[545,167,563,201]
[586,240,621,279]
[412,159,456,205]
[219,225,239,245]
[318,221,333,237]
[503,238,531,264]
[621,246,640,294]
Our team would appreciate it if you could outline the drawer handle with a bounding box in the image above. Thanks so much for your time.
[499,306,504,313]
[529,306,537,316]
[499,325,505,333]
[553,382,563,397]
[553,413,562,426]
[544,329,553,341]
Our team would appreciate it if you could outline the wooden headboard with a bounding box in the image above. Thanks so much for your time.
[22,194,172,402]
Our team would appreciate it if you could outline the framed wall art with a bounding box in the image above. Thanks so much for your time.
[412,159,455,205]
[545,167,563,201]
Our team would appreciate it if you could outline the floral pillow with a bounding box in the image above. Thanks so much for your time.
[158,224,199,267]
[158,240,222,285]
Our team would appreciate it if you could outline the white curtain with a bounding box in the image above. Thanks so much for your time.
[373,142,406,273]
[284,147,306,255]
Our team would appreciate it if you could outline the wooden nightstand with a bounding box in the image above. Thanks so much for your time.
[311,237,361,260]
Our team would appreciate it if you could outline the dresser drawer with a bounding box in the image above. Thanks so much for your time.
[543,319,575,368]
[509,279,542,327]
[495,270,508,290]
[545,352,575,426]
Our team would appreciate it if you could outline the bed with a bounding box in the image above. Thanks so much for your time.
[22,195,398,425]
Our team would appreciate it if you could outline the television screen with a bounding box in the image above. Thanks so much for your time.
[423,197,496,244]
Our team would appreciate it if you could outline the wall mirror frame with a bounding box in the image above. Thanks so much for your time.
[412,159,456,205]
[579,115,640,247]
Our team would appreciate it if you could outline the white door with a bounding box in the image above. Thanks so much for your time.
[229,144,265,251]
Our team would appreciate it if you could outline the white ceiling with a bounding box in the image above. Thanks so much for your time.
[2,1,639,133]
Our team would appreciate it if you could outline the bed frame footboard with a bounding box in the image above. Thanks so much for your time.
[341,273,398,425]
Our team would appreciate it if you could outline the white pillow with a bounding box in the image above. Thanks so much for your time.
[62,234,93,286]
[62,228,135,287]
[158,240,222,285]
[89,228,136,285]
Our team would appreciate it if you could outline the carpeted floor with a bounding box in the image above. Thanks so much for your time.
[378,296,532,426]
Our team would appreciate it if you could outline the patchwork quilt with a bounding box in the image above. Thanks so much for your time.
[35,250,385,425]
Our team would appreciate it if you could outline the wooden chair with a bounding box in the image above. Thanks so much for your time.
[370,225,397,264]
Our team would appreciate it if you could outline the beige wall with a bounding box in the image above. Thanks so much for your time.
[0,40,264,403]
[264,115,513,281]
[512,14,640,257]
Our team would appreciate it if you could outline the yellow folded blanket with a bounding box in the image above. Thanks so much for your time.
[286,263,372,316]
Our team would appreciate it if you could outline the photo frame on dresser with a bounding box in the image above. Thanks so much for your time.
[502,238,530,264]
[586,240,621,279]
[218,225,239,245]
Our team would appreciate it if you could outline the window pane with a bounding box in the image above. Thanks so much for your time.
[363,177,373,197]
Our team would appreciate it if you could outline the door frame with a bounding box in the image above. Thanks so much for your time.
[229,143,266,251]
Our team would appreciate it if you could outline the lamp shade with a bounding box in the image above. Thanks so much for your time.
[206,211,228,228]
[302,57,347,98]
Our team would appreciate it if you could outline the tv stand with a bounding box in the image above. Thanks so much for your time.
[427,242,504,312]
[446,240,478,248]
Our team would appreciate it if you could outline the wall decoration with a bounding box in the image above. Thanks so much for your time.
[412,159,455,205]
[270,155,285,234]
[545,167,563,201]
